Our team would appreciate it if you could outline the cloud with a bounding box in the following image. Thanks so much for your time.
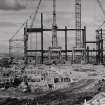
[0,0,26,10]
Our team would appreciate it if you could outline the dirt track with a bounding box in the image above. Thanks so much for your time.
[0,79,100,105]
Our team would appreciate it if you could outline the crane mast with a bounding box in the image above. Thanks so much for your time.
[75,0,81,48]
[52,0,58,48]
[53,0,56,26]
[48,0,62,64]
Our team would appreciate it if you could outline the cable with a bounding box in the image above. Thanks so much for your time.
[30,0,42,28]
[96,0,105,29]
[9,0,37,58]
[10,16,32,41]
[96,0,105,16]
[10,0,39,41]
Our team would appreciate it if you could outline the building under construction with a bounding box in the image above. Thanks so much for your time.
[2,1,105,105]
[9,0,105,65]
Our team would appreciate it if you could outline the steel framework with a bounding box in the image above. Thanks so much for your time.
[24,13,86,64]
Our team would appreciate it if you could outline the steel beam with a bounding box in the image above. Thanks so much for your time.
[85,41,97,43]
[26,49,99,53]
[26,28,84,33]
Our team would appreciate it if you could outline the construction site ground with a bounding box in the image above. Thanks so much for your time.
[0,64,105,105]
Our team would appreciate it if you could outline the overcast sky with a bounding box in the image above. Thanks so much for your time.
[0,0,105,53]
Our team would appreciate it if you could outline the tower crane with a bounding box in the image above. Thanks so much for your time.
[52,0,58,48]
[48,0,62,64]
[75,0,81,48]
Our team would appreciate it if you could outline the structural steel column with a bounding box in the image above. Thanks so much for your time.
[97,37,100,64]
[82,26,86,63]
[9,40,11,57]
[65,26,68,61]
[86,46,89,63]
[100,29,103,64]
[41,13,44,64]
[24,23,28,64]
[83,26,86,49]
[96,31,99,64]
